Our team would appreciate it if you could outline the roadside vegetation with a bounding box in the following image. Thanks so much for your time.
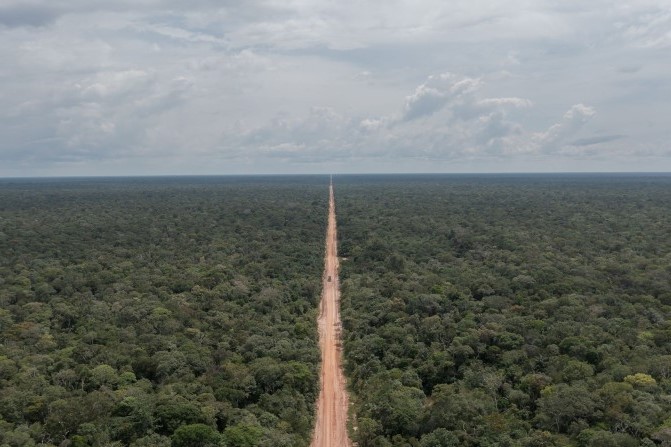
[0,177,326,446]
[337,174,671,447]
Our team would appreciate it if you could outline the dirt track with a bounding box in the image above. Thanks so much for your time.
[310,180,352,447]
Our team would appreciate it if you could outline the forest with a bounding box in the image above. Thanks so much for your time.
[2,174,671,447]
[0,176,327,446]
[336,174,671,447]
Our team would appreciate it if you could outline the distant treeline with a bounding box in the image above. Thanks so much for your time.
[336,175,671,447]
[0,177,327,446]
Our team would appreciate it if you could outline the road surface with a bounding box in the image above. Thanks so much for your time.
[311,179,352,447]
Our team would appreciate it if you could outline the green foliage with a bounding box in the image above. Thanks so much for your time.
[171,424,221,447]
[4,174,671,446]
[365,376,424,436]
[624,373,657,388]
[0,177,327,446]
[577,429,639,447]
[536,384,597,432]
[337,174,671,446]
[419,428,459,446]
[91,364,118,388]
[222,423,263,447]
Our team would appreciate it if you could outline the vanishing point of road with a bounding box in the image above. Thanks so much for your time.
[310,178,352,447]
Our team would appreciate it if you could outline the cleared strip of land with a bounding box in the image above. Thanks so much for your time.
[310,180,352,447]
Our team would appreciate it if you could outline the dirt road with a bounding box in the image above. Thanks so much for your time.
[311,179,352,447]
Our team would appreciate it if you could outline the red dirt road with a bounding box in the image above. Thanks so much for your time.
[311,180,352,447]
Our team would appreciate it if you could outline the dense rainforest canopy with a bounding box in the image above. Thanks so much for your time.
[2,174,671,447]
[336,174,671,447]
[0,177,327,446]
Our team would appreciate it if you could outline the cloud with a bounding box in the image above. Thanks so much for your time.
[394,74,543,158]
[401,73,480,121]
[621,8,671,49]
[570,135,626,147]
[78,70,154,100]
[535,104,596,153]
[0,0,669,175]
[0,4,60,28]
[0,67,193,165]
[477,98,533,108]
[402,85,448,121]
[0,61,600,168]
[210,73,599,163]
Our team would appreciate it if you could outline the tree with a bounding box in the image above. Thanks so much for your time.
[366,378,424,436]
[222,424,263,447]
[419,428,459,447]
[624,373,656,389]
[171,424,221,447]
[536,384,598,433]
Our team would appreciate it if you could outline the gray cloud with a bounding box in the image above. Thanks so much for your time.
[211,74,598,164]
[0,4,60,27]
[401,74,481,121]
[534,104,596,153]
[0,0,669,175]
[570,135,626,147]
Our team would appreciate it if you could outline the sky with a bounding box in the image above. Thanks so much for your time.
[1,0,670,176]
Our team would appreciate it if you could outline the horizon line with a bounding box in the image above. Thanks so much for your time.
[1,171,671,180]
